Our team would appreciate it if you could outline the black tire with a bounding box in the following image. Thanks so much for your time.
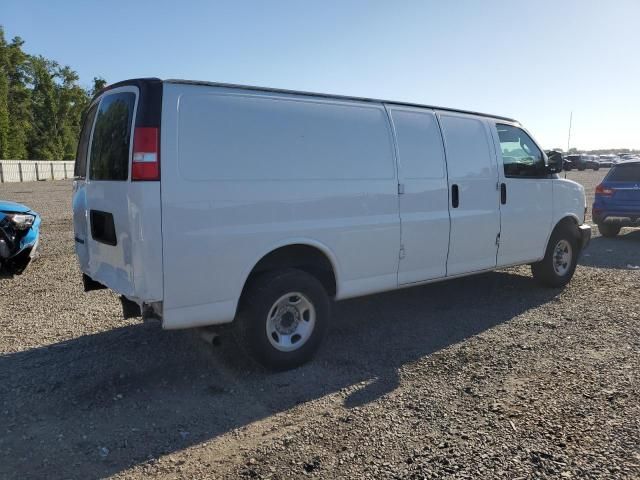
[234,268,329,371]
[531,225,579,288]
[593,166,600,171]
[597,223,621,238]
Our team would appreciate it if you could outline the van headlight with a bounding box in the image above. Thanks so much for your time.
[5,213,35,230]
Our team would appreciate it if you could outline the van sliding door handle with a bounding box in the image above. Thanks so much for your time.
[500,183,507,204]
[451,184,459,208]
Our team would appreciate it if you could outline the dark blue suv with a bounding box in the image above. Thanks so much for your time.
[592,160,640,237]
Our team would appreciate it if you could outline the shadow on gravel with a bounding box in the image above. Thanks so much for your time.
[0,269,559,479]
[579,228,640,270]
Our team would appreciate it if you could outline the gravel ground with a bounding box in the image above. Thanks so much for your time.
[0,170,639,479]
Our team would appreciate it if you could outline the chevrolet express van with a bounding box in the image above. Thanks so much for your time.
[73,78,591,370]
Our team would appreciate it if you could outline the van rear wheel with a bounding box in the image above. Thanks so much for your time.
[234,269,329,370]
[531,226,578,288]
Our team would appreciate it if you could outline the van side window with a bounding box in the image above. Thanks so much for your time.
[74,103,99,178]
[89,92,136,181]
[496,124,545,178]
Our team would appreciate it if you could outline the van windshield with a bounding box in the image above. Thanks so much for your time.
[89,92,136,181]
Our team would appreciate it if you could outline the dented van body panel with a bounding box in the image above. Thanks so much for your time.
[72,83,163,306]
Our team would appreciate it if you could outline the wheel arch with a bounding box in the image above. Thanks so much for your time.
[235,240,340,317]
[545,214,582,251]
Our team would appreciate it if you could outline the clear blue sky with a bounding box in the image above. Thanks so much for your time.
[4,0,639,149]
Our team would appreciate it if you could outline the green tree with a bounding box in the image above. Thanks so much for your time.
[28,55,61,159]
[91,76,107,97]
[27,58,92,160]
[0,29,9,158]
[5,33,32,159]
[0,74,8,159]
[57,65,89,159]
[0,25,102,160]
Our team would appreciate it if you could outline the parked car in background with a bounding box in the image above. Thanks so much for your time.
[587,155,600,170]
[593,160,640,237]
[565,154,599,171]
[72,78,591,370]
[618,154,639,162]
[562,155,575,171]
[0,201,41,274]
[598,155,617,168]
[565,154,587,171]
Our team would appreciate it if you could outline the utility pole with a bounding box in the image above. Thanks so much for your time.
[567,111,573,153]
[565,112,573,179]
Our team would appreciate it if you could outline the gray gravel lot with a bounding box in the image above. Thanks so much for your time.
[0,171,639,479]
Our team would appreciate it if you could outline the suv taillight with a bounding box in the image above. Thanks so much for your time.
[595,184,613,196]
[132,127,160,181]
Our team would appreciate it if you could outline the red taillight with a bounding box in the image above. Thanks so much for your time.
[132,127,160,181]
[595,184,613,197]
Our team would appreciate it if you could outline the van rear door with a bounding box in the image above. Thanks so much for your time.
[75,81,164,304]
[72,101,99,272]
[84,87,138,297]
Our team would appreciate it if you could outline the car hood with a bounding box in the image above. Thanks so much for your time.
[0,200,33,214]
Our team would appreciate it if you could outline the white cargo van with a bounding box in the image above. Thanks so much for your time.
[73,78,591,369]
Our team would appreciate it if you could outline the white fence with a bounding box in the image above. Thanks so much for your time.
[0,160,75,183]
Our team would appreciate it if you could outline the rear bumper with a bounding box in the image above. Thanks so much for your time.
[592,210,640,226]
[82,272,163,322]
[578,224,591,250]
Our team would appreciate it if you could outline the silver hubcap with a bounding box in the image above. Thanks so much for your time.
[266,292,316,352]
[553,239,572,276]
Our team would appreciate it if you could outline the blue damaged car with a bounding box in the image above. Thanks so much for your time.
[0,200,41,274]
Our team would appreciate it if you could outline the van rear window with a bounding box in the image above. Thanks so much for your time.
[89,92,136,181]
[607,164,640,182]
[74,103,98,178]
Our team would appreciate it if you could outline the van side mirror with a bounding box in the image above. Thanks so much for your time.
[545,150,563,174]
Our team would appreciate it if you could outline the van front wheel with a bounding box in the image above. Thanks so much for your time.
[531,227,578,288]
[234,269,329,370]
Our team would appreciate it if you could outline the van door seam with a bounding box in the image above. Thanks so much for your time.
[433,112,451,277]
[383,104,403,285]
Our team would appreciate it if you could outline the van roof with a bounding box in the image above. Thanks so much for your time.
[103,77,518,124]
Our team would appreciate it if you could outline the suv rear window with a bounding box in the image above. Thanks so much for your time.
[607,163,640,182]
[89,92,136,181]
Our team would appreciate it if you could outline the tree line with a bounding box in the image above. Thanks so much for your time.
[0,26,105,160]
